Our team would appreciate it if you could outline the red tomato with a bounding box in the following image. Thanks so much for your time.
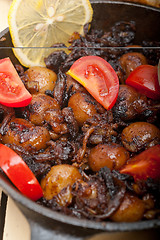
[0,58,32,107]
[120,145,160,181]
[67,56,119,110]
[126,65,160,100]
[0,144,43,201]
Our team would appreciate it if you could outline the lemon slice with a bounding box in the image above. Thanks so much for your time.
[8,0,93,67]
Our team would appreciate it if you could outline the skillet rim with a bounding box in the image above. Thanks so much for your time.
[1,174,160,231]
[0,0,160,232]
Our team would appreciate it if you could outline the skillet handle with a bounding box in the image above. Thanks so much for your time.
[28,219,84,240]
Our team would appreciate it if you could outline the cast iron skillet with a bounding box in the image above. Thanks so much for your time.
[0,1,160,239]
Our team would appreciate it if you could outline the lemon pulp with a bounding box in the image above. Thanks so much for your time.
[8,0,93,67]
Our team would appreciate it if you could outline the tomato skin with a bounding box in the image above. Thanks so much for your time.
[0,58,32,107]
[0,144,43,201]
[120,145,160,181]
[126,65,160,100]
[67,56,119,110]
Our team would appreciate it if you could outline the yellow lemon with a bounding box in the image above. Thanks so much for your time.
[8,0,93,67]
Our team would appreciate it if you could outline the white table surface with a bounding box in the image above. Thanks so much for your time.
[0,0,12,32]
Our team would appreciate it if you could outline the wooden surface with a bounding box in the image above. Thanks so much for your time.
[112,0,160,8]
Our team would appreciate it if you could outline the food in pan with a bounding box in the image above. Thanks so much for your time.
[0,58,32,107]
[0,144,43,201]
[67,56,119,110]
[0,1,160,223]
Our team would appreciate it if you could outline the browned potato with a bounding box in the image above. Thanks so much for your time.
[119,52,147,79]
[121,122,160,152]
[88,143,130,171]
[66,75,87,94]
[41,164,82,200]
[44,109,68,135]
[27,93,60,125]
[68,92,98,126]
[112,85,141,121]
[1,118,50,152]
[24,66,57,94]
[110,193,145,222]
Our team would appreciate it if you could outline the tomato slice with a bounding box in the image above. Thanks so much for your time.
[126,65,160,100]
[67,56,119,110]
[0,58,32,107]
[120,145,160,181]
[0,144,43,201]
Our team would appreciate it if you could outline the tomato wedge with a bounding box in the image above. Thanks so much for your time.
[0,58,32,107]
[126,65,160,100]
[0,144,43,201]
[67,56,119,110]
[120,145,160,181]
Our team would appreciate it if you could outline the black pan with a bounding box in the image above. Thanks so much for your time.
[0,1,160,240]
